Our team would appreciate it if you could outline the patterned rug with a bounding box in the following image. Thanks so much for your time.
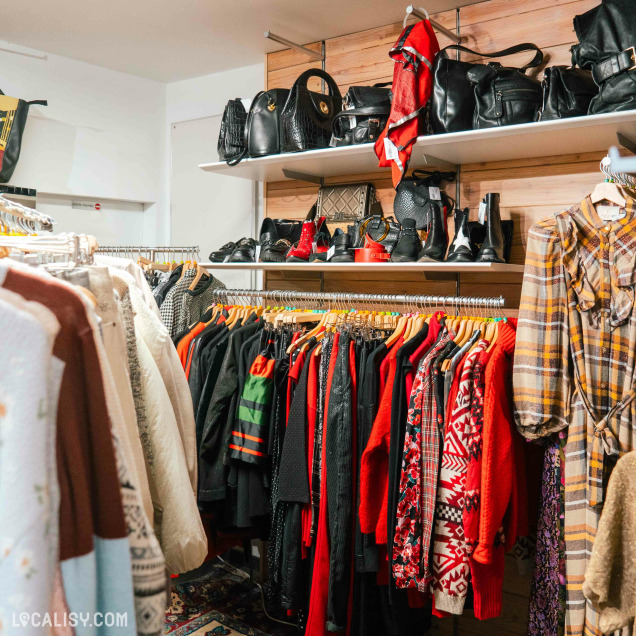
[165,559,297,636]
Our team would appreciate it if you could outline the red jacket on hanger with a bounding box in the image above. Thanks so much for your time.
[374,19,440,188]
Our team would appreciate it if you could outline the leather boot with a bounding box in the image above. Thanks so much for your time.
[446,208,476,262]
[287,205,326,262]
[391,218,422,262]
[259,218,302,262]
[418,202,448,262]
[330,229,354,262]
[476,193,505,263]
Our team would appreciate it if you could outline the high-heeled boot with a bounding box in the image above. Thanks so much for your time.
[476,193,505,263]
[446,207,476,262]
[418,202,448,262]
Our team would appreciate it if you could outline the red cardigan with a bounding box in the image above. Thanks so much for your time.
[358,344,401,544]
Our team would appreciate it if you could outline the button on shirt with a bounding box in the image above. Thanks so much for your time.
[513,196,636,636]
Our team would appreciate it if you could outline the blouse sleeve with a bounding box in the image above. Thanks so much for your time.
[513,217,571,439]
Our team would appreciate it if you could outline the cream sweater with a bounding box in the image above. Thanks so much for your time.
[583,451,636,634]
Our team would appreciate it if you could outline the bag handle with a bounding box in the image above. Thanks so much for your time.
[372,81,392,88]
[442,42,544,72]
[292,68,342,101]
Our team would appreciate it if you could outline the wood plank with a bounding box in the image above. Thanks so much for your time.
[267,41,323,73]
[458,0,595,57]
[268,61,324,92]
[459,0,594,27]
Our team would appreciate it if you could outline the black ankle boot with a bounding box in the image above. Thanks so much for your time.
[391,218,422,262]
[259,218,302,262]
[330,229,354,262]
[418,202,448,262]
[446,208,476,262]
[476,193,505,263]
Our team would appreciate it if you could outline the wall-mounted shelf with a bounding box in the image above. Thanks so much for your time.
[200,110,636,182]
[201,261,524,274]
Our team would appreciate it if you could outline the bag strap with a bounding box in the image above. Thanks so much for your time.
[442,42,544,71]
[292,68,342,101]
[372,81,392,88]
[27,100,48,106]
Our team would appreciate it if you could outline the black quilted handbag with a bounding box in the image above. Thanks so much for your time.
[217,98,247,164]
[280,69,342,153]
[0,90,47,183]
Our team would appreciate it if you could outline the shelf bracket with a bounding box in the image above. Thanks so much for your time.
[405,5,463,44]
[617,132,636,156]
[265,31,324,62]
[282,169,324,186]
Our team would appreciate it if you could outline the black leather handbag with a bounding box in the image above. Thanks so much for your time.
[0,90,47,183]
[467,44,544,129]
[393,169,456,230]
[348,212,400,251]
[571,0,636,114]
[330,83,392,147]
[217,98,248,164]
[246,89,290,159]
[431,44,543,134]
[538,66,598,121]
[280,69,342,153]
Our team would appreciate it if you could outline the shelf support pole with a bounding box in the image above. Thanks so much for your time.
[405,5,463,44]
[264,31,324,62]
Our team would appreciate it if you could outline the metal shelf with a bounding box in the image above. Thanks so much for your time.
[200,110,636,182]
[200,261,524,273]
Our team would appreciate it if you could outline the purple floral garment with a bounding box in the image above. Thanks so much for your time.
[527,434,566,636]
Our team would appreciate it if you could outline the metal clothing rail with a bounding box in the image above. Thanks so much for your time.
[96,245,200,260]
[212,288,505,309]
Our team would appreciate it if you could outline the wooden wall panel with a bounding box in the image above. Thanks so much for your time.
[264,0,598,308]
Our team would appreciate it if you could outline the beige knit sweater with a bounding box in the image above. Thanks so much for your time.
[583,451,636,634]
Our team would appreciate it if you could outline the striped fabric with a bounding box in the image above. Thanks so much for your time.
[228,348,275,464]
[514,197,636,636]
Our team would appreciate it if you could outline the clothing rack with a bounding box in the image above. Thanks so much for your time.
[96,245,200,261]
[211,287,505,309]
[0,232,97,265]
[0,193,54,234]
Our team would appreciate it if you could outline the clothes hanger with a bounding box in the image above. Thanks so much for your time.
[591,157,629,208]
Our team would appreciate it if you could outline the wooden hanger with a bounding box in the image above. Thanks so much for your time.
[188,263,208,291]
[591,180,627,207]
[384,313,408,348]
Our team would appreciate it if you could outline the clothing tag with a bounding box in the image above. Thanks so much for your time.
[478,201,487,225]
[429,186,441,201]
[597,205,626,221]
[254,245,261,261]
[349,115,357,129]
[384,137,399,161]
[327,245,335,261]
[312,241,317,253]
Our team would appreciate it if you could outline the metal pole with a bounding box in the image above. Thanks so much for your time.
[264,31,324,61]
[211,288,504,309]
[405,5,463,44]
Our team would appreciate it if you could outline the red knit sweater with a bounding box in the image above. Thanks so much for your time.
[468,319,529,620]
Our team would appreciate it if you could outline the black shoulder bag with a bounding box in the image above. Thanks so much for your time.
[430,43,543,134]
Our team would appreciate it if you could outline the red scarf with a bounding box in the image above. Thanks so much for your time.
[374,20,440,187]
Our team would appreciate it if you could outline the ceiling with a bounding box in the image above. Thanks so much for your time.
[2,0,470,83]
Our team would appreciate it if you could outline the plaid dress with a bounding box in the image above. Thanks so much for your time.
[514,197,636,636]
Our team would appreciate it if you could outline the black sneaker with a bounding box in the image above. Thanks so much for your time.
[228,237,257,262]
[209,241,236,262]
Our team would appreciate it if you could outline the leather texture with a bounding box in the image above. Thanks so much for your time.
[258,218,301,263]
[331,82,392,146]
[467,219,514,263]
[446,208,476,262]
[431,43,543,134]
[354,235,390,262]
[0,91,47,183]
[571,0,636,114]
[217,98,248,163]
[280,68,342,153]
[348,213,400,251]
[390,218,423,262]
[468,64,542,129]
[418,202,448,262]
[247,89,290,158]
[316,182,377,223]
[228,237,256,263]
[475,193,505,263]
[393,169,456,230]
[539,66,598,121]
[209,242,236,262]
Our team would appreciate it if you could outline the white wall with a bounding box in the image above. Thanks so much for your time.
[1,41,167,245]
[165,63,264,275]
